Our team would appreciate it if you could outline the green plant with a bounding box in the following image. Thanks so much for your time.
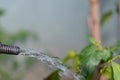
[45,2,120,80]
[45,38,120,80]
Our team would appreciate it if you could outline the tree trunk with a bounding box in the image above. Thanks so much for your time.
[89,0,107,80]
[89,0,101,43]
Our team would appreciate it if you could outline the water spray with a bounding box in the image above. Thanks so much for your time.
[0,42,81,80]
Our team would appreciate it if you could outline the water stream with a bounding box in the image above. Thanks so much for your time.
[19,48,81,80]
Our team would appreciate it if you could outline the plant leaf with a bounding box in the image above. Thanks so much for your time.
[62,50,76,64]
[62,50,80,71]
[79,44,103,79]
[112,62,120,80]
[44,70,60,80]
[101,11,113,25]
[110,40,120,54]
[101,66,113,80]
[102,48,111,61]
[89,37,96,45]
[73,55,80,70]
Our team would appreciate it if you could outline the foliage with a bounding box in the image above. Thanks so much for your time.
[46,37,120,80]
[0,27,38,80]
[101,10,113,25]
[111,62,120,80]
[42,2,120,80]
[101,3,120,26]
[44,70,60,80]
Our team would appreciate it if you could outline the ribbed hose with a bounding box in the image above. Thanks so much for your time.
[0,43,21,55]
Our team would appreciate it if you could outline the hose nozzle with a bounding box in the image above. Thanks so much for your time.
[0,43,21,55]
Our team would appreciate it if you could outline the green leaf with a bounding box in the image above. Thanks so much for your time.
[112,62,120,80]
[79,44,97,59]
[62,50,80,71]
[101,11,113,25]
[73,55,80,70]
[101,66,113,80]
[110,40,120,54]
[62,50,76,64]
[79,44,103,66]
[79,44,103,78]
[89,37,96,45]
[44,70,60,80]
[102,48,111,61]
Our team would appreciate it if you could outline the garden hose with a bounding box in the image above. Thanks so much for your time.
[0,43,21,55]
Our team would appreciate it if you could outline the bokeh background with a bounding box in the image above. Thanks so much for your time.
[0,0,119,80]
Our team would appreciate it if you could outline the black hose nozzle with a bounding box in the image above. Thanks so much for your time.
[0,43,21,55]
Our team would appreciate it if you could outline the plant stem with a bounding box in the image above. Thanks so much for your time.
[93,61,105,80]
[111,55,120,61]
[89,0,101,43]
[89,0,107,80]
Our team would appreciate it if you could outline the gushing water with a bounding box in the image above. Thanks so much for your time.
[19,48,81,80]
